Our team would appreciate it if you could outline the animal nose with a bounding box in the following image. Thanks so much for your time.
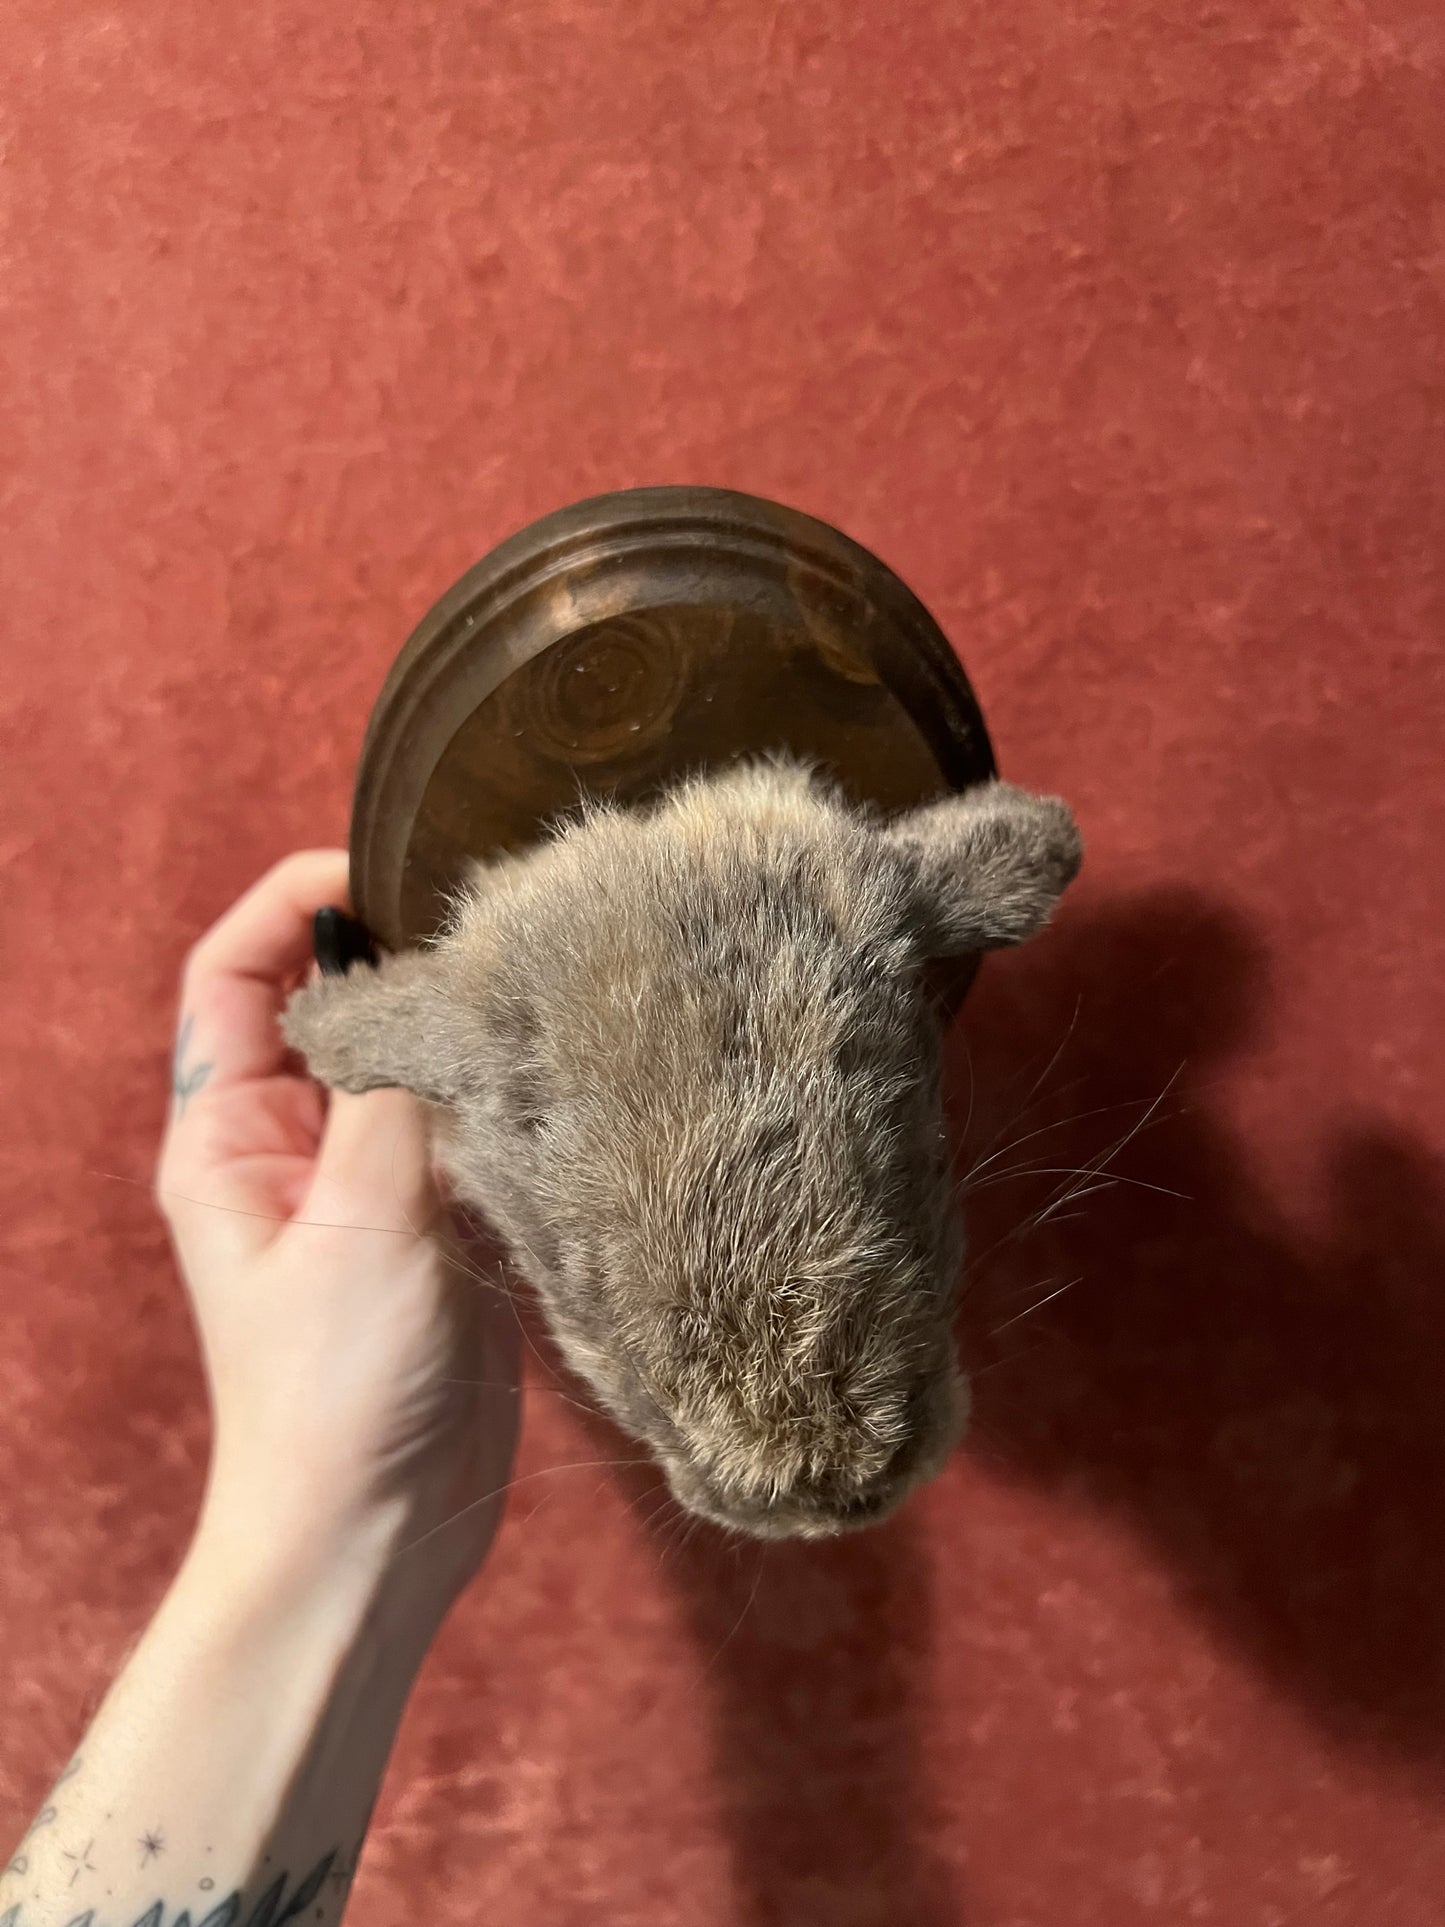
[786,1466,900,1529]
[663,1453,906,1540]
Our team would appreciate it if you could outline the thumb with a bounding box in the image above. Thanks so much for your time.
[305,1088,443,1234]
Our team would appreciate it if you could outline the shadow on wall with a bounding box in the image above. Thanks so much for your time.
[536,886,1445,1927]
[562,1415,956,1927]
[953,886,1445,1771]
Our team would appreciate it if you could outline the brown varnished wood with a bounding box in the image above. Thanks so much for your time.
[349,487,998,1011]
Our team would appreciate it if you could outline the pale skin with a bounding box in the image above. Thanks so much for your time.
[1,852,521,1927]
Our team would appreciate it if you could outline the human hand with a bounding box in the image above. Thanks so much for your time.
[156,851,520,1618]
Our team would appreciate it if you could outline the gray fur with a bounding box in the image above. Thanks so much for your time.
[284,762,1081,1538]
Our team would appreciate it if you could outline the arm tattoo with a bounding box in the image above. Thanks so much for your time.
[3,1801,61,1883]
[0,1848,347,1927]
[171,1016,213,1116]
[58,1842,97,1888]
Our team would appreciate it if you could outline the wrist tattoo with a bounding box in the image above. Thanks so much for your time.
[0,1846,351,1927]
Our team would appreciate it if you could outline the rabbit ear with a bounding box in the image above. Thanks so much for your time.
[282,948,469,1102]
[886,781,1082,958]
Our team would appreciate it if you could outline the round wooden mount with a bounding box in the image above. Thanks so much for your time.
[350,485,997,1006]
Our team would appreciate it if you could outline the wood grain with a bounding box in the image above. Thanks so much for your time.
[349,486,997,1007]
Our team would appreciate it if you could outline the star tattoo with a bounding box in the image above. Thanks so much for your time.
[60,1839,97,1887]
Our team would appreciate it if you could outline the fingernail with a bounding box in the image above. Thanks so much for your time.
[314,906,380,976]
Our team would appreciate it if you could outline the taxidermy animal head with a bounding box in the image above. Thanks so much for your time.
[284,760,1081,1539]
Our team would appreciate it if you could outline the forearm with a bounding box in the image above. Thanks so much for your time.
[2,1507,442,1927]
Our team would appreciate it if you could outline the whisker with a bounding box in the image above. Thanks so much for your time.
[1005,991,1084,1127]
[989,1277,1082,1336]
[1032,1180,1123,1221]
[399,1457,647,1555]
[436,1235,583,1402]
[698,1546,768,1677]
[965,1343,1043,1383]
[642,1490,707,1575]
[967,1164,1189,1200]
[958,1096,1179,1183]
[435,1375,602,1418]
[956,1033,977,1147]
[1041,1063,1185,1204]
[962,1069,1185,1282]
[955,995,1085,1169]
[90,1167,424,1238]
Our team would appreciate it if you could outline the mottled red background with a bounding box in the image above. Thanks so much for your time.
[3,3,1444,1922]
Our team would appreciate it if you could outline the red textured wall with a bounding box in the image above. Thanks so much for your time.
[3,4,1444,1923]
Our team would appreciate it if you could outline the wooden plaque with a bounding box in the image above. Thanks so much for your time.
[349,486,997,1006]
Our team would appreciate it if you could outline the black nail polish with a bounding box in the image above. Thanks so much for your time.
[314,906,380,977]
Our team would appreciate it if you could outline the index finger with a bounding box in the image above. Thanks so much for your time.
[176,849,350,1095]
